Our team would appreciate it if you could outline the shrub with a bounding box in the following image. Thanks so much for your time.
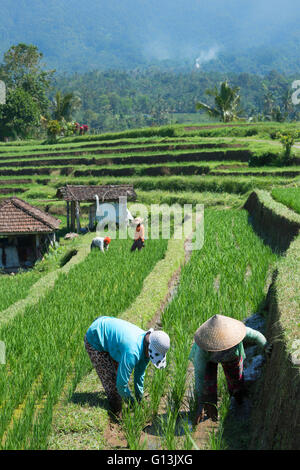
[46,120,62,143]
[248,152,279,167]
[276,132,295,165]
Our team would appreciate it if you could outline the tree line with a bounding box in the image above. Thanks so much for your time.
[0,43,299,141]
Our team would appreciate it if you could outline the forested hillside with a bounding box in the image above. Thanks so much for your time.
[54,69,300,132]
[1,0,299,73]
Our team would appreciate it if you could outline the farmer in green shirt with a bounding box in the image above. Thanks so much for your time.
[189,314,272,423]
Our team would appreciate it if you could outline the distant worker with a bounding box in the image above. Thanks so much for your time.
[91,236,111,252]
[130,217,145,252]
[189,314,272,423]
[84,316,170,415]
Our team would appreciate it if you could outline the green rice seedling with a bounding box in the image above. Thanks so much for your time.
[0,271,41,314]
[146,368,167,419]
[121,400,148,450]
[180,419,198,450]
[159,405,178,450]
[147,209,278,449]
[271,187,300,215]
[168,327,190,413]
[0,239,88,319]
[0,236,168,449]
[206,366,230,450]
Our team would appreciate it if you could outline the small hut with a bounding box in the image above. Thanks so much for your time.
[0,197,61,271]
[56,184,137,232]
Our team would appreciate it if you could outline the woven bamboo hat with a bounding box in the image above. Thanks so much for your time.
[194,314,246,352]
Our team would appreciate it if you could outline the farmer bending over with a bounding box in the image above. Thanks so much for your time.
[91,236,111,252]
[84,316,170,415]
[189,314,272,423]
[131,217,145,252]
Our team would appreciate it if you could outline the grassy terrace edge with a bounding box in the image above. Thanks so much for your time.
[244,189,300,450]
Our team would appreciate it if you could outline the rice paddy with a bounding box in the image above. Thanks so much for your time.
[0,121,299,450]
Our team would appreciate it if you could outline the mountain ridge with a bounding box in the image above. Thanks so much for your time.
[0,0,299,73]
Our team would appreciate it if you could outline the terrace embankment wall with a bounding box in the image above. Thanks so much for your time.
[244,190,300,252]
[244,190,300,449]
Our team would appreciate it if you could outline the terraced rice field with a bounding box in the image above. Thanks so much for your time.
[0,126,298,215]
[0,122,299,450]
[121,210,278,450]
[0,238,168,449]
[271,187,300,214]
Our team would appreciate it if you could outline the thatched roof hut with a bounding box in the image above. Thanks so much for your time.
[56,184,137,202]
[56,184,137,232]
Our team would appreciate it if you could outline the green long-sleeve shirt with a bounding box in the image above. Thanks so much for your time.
[189,326,267,400]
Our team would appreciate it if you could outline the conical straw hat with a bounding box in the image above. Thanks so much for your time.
[194,314,246,352]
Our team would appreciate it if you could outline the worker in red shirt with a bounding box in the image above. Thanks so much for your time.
[130,218,145,252]
[91,236,111,252]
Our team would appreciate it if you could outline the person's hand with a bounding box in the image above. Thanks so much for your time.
[264,342,273,358]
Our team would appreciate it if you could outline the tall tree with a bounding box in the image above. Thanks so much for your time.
[0,88,40,139]
[0,43,54,115]
[52,91,81,121]
[196,80,242,122]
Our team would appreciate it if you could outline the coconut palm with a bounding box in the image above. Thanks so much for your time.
[196,80,242,122]
[52,91,81,121]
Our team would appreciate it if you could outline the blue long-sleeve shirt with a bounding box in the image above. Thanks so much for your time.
[85,316,149,401]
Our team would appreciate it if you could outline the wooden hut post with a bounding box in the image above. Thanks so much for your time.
[89,204,93,230]
[35,234,42,260]
[70,201,76,232]
[66,201,70,231]
[75,201,81,234]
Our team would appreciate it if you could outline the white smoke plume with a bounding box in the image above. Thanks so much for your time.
[195,46,220,69]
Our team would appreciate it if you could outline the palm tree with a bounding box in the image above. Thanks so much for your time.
[52,91,81,121]
[196,80,242,122]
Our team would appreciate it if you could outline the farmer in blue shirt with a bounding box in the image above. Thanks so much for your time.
[84,316,170,415]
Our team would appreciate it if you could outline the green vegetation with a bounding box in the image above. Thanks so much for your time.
[48,228,188,450]
[0,270,41,313]
[244,190,300,450]
[276,132,296,164]
[1,1,300,75]
[0,119,299,450]
[196,81,242,123]
[1,41,300,138]
[271,187,300,214]
[0,240,87,315]
[0,0,300,451]
[0,44,54,140]
[0,237,168,449]
[122,210,278,449]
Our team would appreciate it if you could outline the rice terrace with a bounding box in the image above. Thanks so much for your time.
[0,120,299,451]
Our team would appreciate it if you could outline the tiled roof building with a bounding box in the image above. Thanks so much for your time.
[0,198,60,271]
[0,197,60,234]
